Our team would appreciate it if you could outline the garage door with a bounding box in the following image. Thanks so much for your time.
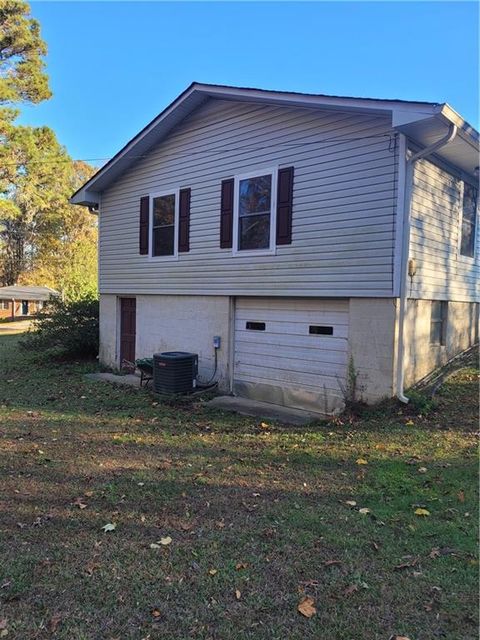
[234,298,349,414]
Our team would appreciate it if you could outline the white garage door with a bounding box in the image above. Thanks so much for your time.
[234,298,349,413]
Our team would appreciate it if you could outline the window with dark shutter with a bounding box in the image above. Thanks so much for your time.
[276,166,294,245]
[220,178,234,248]
[139,196,149,255]
[178,188,191,252]
[152,193,176,257]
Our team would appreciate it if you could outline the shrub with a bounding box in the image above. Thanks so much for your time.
[405,389,437,415]
[20,296,99,358]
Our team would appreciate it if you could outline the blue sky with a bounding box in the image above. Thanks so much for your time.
[22,1,479,163]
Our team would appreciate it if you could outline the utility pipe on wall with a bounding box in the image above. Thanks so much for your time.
[396,123,457,404]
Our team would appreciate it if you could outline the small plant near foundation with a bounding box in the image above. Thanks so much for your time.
[406,389,437,415]
[339,356,366,415]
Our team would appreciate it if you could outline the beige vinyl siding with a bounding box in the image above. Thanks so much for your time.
[100,98,398,297]
[409,156,480,302]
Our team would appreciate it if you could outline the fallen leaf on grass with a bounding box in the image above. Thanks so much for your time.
[343,584,359,597]
[0,631,7,638]
[457,490,465,503]
[394,557,419,570]
[389,636,411,640]
[150,543,161,549]
[414,508,430,517]
[299,579,319,587]
[405,420,414,427]
[159,536,172,546]
[345,500,357,507]
[235,562,248,570]
[324,560,342,567]
[85,562,100,576]
[72,497,87,509]
[84,490,94,497]
[151,608,161,618]
[208,569,218,576]
[297,596,316,618]
[101,523,116,532]
[356,458,368,465]
[358,508,371,515]
[49,613,62,633]
[235,589,241,600]
[429,546,456,558]
[418,467,427,474]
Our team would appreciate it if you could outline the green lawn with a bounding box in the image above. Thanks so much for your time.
[0,328,478,640]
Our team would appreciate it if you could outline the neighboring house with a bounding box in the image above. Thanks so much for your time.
[0,285,59,320]
[71,83,479,414]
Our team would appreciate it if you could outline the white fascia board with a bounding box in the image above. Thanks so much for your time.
[438,104,479,148]
[70,84,200,203]
[392,107,442,128]
[70,188,101,207]
[198,83,440,115]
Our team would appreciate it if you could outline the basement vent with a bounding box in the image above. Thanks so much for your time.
[309,325,333,335]
[246,321,266,331]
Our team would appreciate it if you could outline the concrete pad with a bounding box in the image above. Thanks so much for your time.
[85,372,142,388]
[207,395,325,426]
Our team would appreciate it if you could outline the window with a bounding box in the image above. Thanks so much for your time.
[430,301,448,346]
[460,183,478,258]
[151,192,177,257]
[0,300,9,310]
[234,170,276,253]
[246,321,265,331]
[309,325,333,335]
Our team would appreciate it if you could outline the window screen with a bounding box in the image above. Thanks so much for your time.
[153,194,175,256]
[238,174,272,251]
[460,183,478,258]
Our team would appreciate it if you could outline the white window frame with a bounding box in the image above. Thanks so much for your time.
[149,188,180,261]
[0,300,9,310]
[458,180,478,262]
[232,167,277,257]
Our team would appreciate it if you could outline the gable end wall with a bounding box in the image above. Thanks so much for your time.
[99,98,399,297]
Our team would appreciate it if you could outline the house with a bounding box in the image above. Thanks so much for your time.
[71,83,479,414]
[0,285,59,320]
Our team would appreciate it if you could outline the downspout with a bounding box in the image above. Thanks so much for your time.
[396,123,457,403]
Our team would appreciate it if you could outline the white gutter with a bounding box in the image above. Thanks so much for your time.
[396,123,457,403]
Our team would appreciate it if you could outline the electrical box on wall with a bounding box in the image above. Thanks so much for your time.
[213,336,221,349]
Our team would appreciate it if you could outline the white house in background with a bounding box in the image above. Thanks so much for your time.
[71,83,479,414]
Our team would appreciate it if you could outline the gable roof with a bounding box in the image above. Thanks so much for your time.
[0,285,60,301]
[71,82,479,207]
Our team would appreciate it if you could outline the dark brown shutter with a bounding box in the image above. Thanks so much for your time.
[276,167,294,245]
[139,196,149,255]
[220,178,234,249]
[178,188,191,253]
